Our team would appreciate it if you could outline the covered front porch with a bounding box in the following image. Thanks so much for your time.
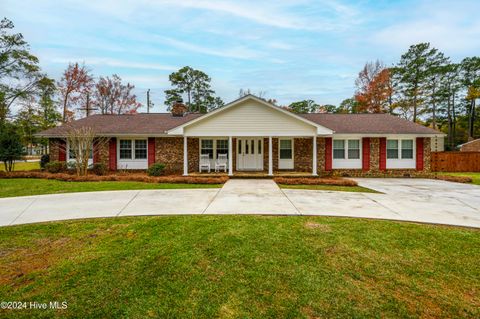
[182,136,320,177]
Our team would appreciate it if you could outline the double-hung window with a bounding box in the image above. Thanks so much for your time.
[201,139,214,159]
[387,140,399,159]
[119,140,132,159]
[279,139,293,159]
[387,139,414,160]
[134,140,147,159]
[347,140,360,159]
[333,140,345,159]
[401,140,413,159]
[333,139,360,159]
[68,144,93,160]
[216,139,229,159]
[119,139,147,160]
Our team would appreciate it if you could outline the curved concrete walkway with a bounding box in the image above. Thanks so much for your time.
[0,179,479,228]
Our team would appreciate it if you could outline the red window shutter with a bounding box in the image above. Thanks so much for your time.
[416,137,424,171]
[109,138,117,171]
[58,140,66,162]
[379,137,386,171]
[362,137,370,171]
[148,138,155,167]
[325,137,332,171]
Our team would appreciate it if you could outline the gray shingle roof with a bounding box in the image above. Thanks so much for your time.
[300,113,441,134]
[37,113,205,137]
[37,112,442,137]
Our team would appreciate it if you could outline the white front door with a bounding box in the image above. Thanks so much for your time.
[237,138,263,171]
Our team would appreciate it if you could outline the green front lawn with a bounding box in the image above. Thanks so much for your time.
[441,172,480,185]
[0,178,221,198]
[0,216,478,318]
[279,184,378,193]
[0,161,40,172]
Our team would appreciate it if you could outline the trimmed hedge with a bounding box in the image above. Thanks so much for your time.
[44,161,66,173]
[0,171,228,184]
[274,177,357,186]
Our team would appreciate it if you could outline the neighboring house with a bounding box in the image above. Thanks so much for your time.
[459,139,480,152]
[38,95,444,176]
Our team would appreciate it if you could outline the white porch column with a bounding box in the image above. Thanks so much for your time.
[312,135,318,176]
[228,136,233,176]
[183,136,188,176]
[268,136,273,176]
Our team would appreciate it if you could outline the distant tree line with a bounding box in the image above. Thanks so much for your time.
[285,43,479,150]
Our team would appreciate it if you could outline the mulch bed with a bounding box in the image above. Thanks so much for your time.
[0,171,228,184]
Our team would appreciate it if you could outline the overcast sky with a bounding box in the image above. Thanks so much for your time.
[4,0,480,112]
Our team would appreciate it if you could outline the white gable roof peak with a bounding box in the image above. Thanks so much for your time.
[167,95,334,135]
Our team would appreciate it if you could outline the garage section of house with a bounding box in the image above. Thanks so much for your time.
[38,95,444,176]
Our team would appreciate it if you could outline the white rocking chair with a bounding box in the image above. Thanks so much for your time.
[215,153,228,172]
[199,154,211,173]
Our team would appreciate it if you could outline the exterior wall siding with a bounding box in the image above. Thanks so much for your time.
[184,100,318,136]
[154,137,199,174]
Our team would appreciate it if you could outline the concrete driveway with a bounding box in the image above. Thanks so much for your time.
[0,178,479,228]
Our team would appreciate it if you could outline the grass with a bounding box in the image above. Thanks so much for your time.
[279,184,379,193]
[0,161,40,172]
[441,172,480,185]
[0,216,478,318]
[0,178,221,198]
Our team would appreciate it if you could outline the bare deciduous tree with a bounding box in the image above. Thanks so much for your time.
[57,126,109,176]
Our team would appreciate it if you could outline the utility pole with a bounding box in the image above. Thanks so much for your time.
[78,92,98,117]
[147,89,150,113]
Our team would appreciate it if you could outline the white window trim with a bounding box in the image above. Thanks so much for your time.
[117,138,148,161]
[386,138,416,169]
[199,138,229,170]
[332,138,362,169]
[278,138,294,169]
[116,138,149,170]
[66,141,93,165]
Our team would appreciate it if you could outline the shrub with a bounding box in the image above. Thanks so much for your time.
[91,163,108,176]
[147,163,166,176]
[0,171,228,184]
[45,161,67,173]
[40,154,50,169]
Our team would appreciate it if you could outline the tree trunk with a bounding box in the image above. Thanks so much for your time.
[447,95,453,150]
[431,80,436,130]
[468,99,475,140]
[452,92,457,146]
[63,93,68,122]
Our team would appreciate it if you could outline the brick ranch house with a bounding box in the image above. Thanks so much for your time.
[39,95,445,176]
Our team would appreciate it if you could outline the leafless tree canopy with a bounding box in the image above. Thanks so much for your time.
[57,126,110,176]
